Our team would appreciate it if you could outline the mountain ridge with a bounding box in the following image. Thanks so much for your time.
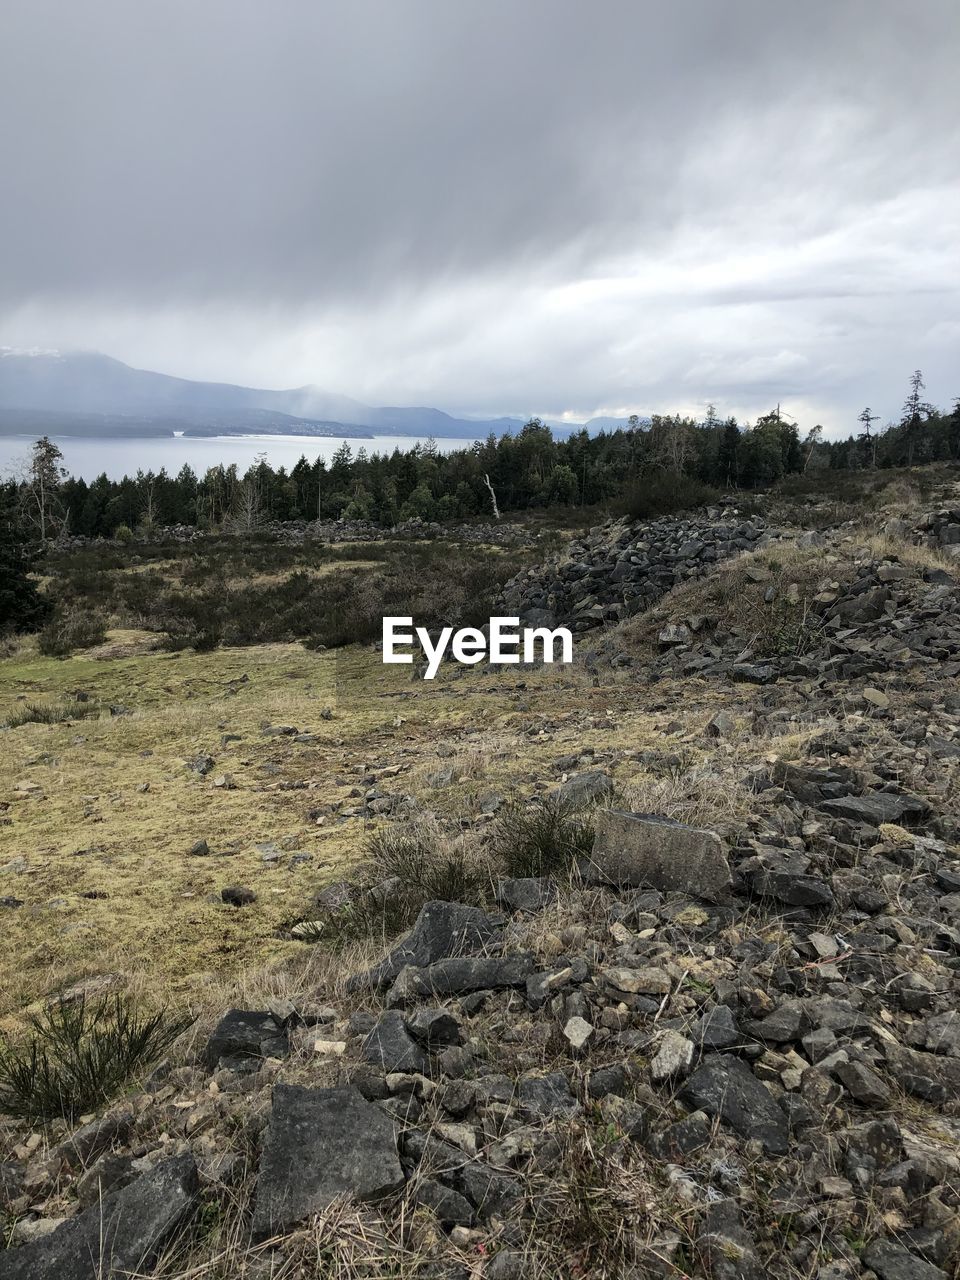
[0,350,646,440]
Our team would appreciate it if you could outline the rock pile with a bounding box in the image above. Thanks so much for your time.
[886,506,960,557]
[497,510,773,631]
[645,552,960,685]
[53,515,533,552]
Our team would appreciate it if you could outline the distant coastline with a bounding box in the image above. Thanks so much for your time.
[0,432,482,483]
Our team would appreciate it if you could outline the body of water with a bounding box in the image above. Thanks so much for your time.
[0,433,480,482]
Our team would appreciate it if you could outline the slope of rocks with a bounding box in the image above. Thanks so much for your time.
[637,543,960,687]
[497,509,775,631]
[3,767,959,1276]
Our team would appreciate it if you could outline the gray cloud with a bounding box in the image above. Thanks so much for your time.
[1,0,958,432]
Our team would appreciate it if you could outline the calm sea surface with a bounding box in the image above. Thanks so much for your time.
[0,433,480,482]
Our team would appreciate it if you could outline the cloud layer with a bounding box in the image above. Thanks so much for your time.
[1,0,958,432]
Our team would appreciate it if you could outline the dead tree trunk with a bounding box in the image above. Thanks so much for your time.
[483,473,500,520]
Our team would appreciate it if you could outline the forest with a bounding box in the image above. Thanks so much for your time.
[2,371,959,542]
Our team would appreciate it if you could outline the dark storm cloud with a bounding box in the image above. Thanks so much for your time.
[1,0,958,430]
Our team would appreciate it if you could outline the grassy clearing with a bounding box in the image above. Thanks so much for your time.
[0,615,799,1029]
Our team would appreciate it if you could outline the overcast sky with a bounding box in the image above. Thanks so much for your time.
[1,0,958,433]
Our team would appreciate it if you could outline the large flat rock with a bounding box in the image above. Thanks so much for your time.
[252,1084,404,1238]
[348,900,501,992]
[0,1154,197,1280]
[587,810,731,901]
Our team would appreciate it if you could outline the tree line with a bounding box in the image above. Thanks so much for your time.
[4,370,959,541]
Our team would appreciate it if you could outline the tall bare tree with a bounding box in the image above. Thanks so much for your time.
[857,407,879,468]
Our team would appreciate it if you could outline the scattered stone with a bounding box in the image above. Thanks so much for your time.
[556,769,613,807]
[411,1177,475,1226]
[692,1004,741,1051]
[517,1072,579,1119]
[697,1198,766,1280]
[362,1012,429,1074]
[748,870,835,910]
[563,1016,594,1051]
[405,1006,461,1048]
[495,877,558,913]
[204,1010,287,1071]
[349,901,500,991]
[861,1239,949,1280]
[602,965,671,997]
[650,1031,694,1082]
[386,954,534,1005]
[820,791,929,826]
[834,1060,891,1107]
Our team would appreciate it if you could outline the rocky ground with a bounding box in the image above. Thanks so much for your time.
[54,514,537,551]
[2,472,960,1278]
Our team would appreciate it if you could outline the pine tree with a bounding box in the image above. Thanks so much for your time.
[0,507,47,633]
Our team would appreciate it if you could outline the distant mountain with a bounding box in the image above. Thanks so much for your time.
[0,405,373,440]
[0,350,530,440]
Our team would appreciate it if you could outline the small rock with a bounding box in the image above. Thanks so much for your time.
[650,1031,694,1082]
[681,1055,789,1155]
[860,1238,948,1280]
[221,886,256,907]
[563,1016,595,1051]
[251,1085,404,1238]
[362,1012,429,1074]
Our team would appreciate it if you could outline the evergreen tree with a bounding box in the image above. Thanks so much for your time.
[0,503,47,633]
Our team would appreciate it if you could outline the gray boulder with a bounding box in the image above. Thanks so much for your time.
[386,954,535,1005]
[555,770,613,807]
[0,1154,197,1280]
[204,1009,287,1070]
[252,1085,404,1238]
[517,1071,579,1119]
[362,1012,429,1074]
[820,791,929,826]
[884,1042,960,1102]
[348,901,500,991]
[680,1055,789,1155]
[861,1239,948,1280]
[747,870,835,910]
[587,810,731,901]
[405,1006,461,1048]
[495,877,558,913]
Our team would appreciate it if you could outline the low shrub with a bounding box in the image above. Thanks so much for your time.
[302,822,491,946]
[615,473,721,521]
[0,994,190,1122]
[37,609,108,657]
[35,537,537,652]
[4,698,100,729]
[491,795,596,879]
[365,823,490,906]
